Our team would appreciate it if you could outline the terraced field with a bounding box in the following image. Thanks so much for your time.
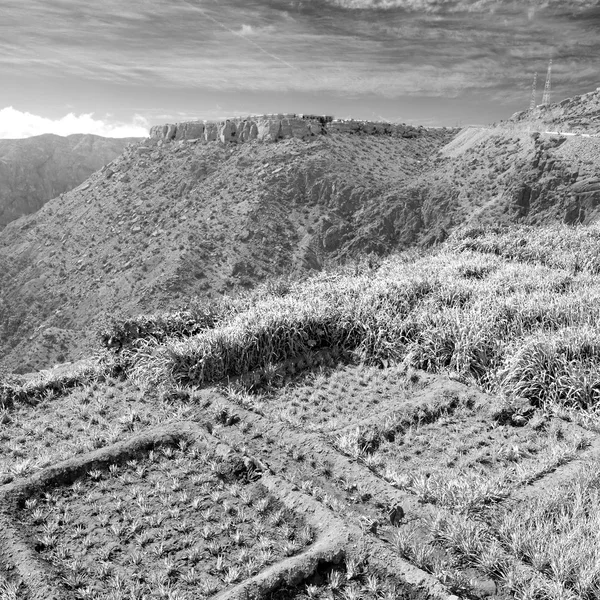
[4,223,600,599]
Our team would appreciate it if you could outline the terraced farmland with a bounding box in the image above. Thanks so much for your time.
[4,223,600,599]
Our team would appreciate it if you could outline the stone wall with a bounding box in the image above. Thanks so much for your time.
[149,114,425,144]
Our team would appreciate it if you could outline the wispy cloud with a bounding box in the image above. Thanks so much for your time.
[0,107,148,139]
[2,0,600,127]
[324,0,600,12]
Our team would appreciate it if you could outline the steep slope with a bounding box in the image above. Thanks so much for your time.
[0,120,455,373]
[0,133,141,227]
[510,87,600,134]
[403,90,600,239]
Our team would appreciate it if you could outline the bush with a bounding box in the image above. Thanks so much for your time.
[500,327,600,409]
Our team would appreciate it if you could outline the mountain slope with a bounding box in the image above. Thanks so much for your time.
[404,90,600,237]
[6,87,600,375]
[0,122,455,373]
[0,133,141,228]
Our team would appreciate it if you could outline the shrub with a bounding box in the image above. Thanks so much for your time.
[500,327,600,409]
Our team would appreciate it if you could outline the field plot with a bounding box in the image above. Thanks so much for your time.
[204,364,600,599]
[13,440,313,600]
[337,394,590,513]
[239,363,420,432]
[0,377,194,482]
[9,224,600,599]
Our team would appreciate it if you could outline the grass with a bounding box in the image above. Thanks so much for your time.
[97,275,298,354]
[416,461,600,599]
[449,222,600,274]
[19,443,312,600]
[120,227,600,422]
[0,377,196,481]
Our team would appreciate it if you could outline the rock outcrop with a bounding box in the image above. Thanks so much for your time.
[149,114,428,144]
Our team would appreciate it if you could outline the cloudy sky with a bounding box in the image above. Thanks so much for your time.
[1,0,599,137]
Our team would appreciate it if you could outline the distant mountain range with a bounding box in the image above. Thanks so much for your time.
[0,133,141,228]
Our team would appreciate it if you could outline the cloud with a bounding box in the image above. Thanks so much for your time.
[323,0,599,11]
[2,0,600,124]
[0,107,149,139]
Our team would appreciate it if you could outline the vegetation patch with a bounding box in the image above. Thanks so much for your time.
[16,442,313,600]
[397,462,600,599]
[450,223,600,274]
[124,241,600,420]
[0,377,196,482]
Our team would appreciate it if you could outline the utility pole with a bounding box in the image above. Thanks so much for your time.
[542,59,552,106]
[529,72,538,110]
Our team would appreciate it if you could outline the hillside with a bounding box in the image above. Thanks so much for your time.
[510,86,600,134]
[3,87,600,375]
[0,117,455,373]
[403,90,600,238]
[0,133,141,228]
[4,223,600,599]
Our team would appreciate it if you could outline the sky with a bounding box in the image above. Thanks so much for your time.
[1,0,599,138]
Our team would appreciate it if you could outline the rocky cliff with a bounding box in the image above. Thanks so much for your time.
[0,133,141,228]
[149,114,426,144]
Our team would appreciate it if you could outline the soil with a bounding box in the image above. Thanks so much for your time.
[3,361,600,599]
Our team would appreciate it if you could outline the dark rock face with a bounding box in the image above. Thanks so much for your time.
[0,133,140,228]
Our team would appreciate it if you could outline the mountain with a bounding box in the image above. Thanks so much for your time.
[0,133,141,228]
[397,88,600,238]
[0,116,455,373]
[3,88,600,375]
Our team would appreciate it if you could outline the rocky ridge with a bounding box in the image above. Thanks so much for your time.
[150,114,425,144]
[0,119,455,373]
[0,133,141,228]
[509,87,600,134]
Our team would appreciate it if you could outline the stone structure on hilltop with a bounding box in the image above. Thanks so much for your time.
[149,114,425,144]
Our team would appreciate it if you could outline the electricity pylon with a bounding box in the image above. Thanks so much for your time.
[542,59,552,105]
[529,72,538,110]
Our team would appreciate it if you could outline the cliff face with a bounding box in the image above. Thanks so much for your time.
[149,114,426,144]
[0,133,141,228]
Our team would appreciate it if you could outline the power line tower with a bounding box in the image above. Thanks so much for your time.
[542,59,552,106]
[529,72,538,110]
